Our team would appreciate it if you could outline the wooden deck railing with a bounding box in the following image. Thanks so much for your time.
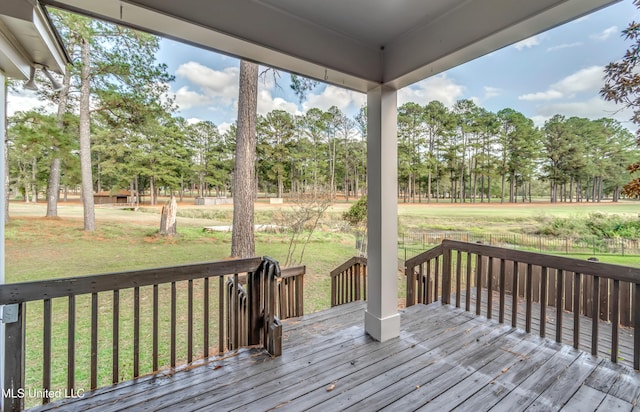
[330,257,367,306]
[406,239,640,370]
[0,256,283,412]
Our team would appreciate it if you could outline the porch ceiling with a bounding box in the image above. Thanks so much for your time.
[44,0,620,92]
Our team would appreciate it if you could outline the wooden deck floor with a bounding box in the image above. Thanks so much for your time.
[32,301,639,412]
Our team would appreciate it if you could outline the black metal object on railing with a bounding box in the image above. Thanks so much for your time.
[405,239,640,371]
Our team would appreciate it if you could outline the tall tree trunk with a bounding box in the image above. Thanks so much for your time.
[31,157,37,203]
[150,176,156,205]
[231,60,257,258]
[79,37,96,231]
[46,73,70,217]
[569,177,574,203]
[427,170,432,203]
[46,158,61,215]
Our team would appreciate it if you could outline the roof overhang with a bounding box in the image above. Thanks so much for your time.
[43,0,619,92]
[0,0,69,79]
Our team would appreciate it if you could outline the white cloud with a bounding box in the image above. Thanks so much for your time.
[590,26,618,41]
[483,86,502,99]
[519,90,564,101]
[173,86,212,110]
[532,97,632,126]
[218,122,233,134]
[552,66,604,95]
[257,89,300,116]
[302,85,366,112]
[514,35,541,50]
[518,66,604,101]
[546,42,582,52]
[398,74,465,107]
[175,61,239,105]
[186,118,203,125]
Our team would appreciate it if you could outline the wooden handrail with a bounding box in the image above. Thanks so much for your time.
[330,256,367,278]
[441,240,640,282]
[0,257,263,304]
[405,239,640,370]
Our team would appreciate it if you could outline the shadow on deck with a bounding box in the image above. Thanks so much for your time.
[31,300,640,412]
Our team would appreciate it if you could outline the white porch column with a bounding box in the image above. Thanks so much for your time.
[365,85,400,342]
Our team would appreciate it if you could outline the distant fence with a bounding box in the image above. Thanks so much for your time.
[399,231,640,259]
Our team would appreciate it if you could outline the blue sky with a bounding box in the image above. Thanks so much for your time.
[8,0,639,133]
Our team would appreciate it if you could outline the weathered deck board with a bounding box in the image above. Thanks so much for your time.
[30,300,639,412]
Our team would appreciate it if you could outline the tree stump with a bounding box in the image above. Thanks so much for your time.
[159,195,178,236]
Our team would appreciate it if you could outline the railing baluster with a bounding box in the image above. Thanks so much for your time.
[233,273,239,348]
[612,279,620,363]
[466,253,472,311]
[363,263,367,301]
[204,277,209,359]
[556,270,564,344]
[434,256,440,303]
[476,254,482,316]
[171,281,177,367]
[487,257,493,319]
[634,282,639,370]
[592,275,600,356]
[341,271,346,305]
[526,264,532,333]
[499,259,506,324]
[4,302,26,412]
[134,286,140,378]
[112,290,119,384]
[423,261,429,304]
[68,295,75,391]
[455,251,462,308]
[355,264,361,302]
[43,299,52,404]
[219,275,224,354]
[512,261,518,328]
[297,272,305,316]
[153,284,159,371]
[573,273,581,349]
[350,267,355,303]
[442,247,451,305]
[91,292,98,389]
[331,271,337,306]
[188,279,194,363]
[540,267,548,338]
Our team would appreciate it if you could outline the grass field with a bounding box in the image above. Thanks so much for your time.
[5,198,640,405]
